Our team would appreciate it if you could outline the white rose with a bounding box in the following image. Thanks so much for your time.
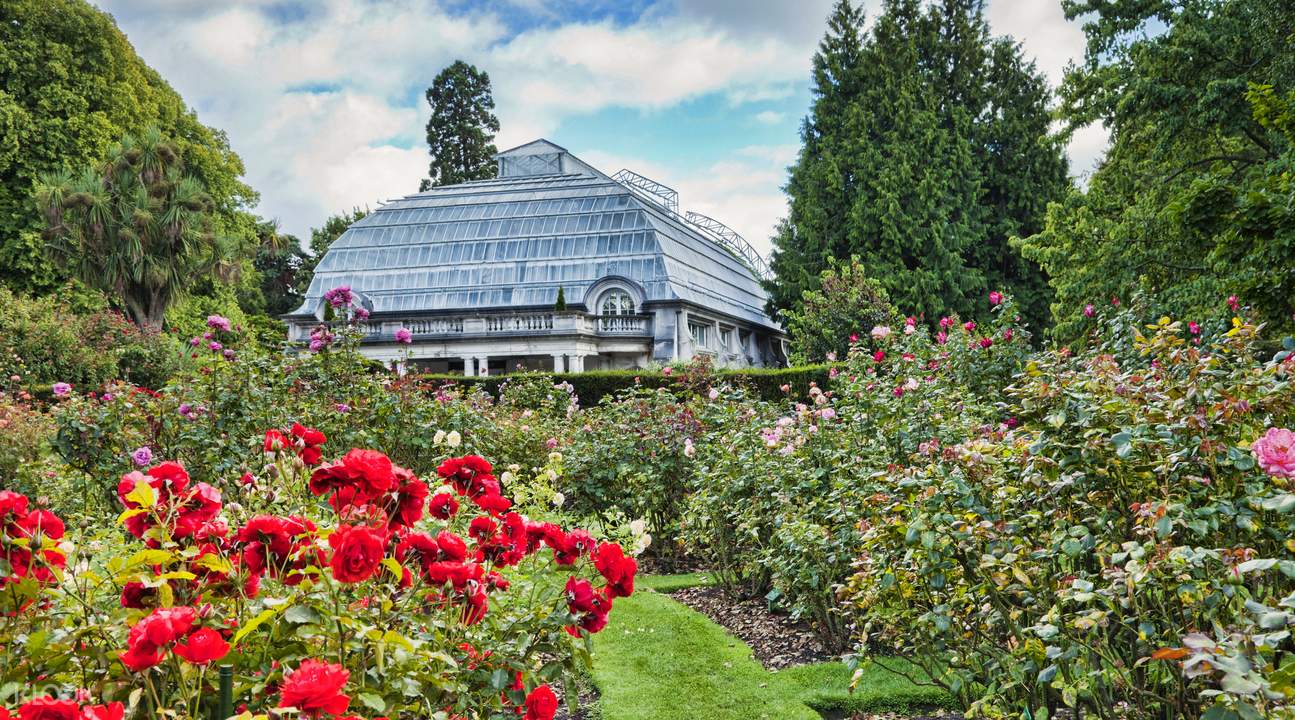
[433,429,446,445]
[552,492,566,507]
[446,430,462,448]
[629,519,648,536]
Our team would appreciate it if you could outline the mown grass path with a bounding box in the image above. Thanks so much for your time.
[589,574,952,720]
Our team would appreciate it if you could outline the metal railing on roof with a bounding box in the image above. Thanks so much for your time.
[684,211,772,281]
[610,168,772,282]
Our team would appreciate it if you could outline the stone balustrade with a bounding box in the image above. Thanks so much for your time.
[289,312,652,342]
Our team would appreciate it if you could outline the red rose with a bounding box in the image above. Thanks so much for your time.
[473,492,512,517]
[565,576,596,613]
[120,582,155,609]
[328,524,386,583]
[279,659,351,717]
[291,423,327,465]
[82,704,124,720]
[174,627,230,665]
[435,531,468,562]
[14,509,64,541]
[436,456,496,497]
[264,429,289,452]
[17,698,79,720]
[524,685,558,720]
[428,492,459,520]
[118,644,164,671]
[594,543,637,598]
[390,473,427,528]
[310,449,395,500]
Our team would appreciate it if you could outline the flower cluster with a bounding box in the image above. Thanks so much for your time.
[0,491,66,588]
[264,422,328,466]
[116,462,222,541]
[120,606,230,670]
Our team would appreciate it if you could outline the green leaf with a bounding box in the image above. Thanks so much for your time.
[358,693,385,712]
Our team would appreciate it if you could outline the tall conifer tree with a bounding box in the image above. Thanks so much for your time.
[766,0,866,315]
[419,61,500,191]
[769,0,1067,329]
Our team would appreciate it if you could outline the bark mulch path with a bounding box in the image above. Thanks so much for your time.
[668,584,836,670]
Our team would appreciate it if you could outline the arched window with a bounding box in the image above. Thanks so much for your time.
[600,290,635,316]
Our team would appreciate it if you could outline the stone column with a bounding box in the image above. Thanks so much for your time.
[461,356,476,377]
[476,356,490,376]
[551,354,566,373]
[568,354,585,373]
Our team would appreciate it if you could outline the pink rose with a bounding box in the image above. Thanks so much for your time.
[1253,427,1295,478]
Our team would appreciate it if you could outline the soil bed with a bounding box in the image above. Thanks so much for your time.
[669,584,834,670]
[552,673,600,720]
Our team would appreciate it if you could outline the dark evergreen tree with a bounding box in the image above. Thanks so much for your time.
[767,0,866,315]
[769,0,1068,330]
[419,61,500,191]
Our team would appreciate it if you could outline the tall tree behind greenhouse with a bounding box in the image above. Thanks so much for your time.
[420,61,501,190]
[768,0,1068,331]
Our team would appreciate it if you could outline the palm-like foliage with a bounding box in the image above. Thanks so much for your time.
[37,127,226,329]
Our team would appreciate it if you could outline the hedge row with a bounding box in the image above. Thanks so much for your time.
[417,365,836,406]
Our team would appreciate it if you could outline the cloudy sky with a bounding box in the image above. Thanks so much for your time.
[93,0,1107,256]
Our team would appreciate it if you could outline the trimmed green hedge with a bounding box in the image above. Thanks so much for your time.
[417,364,836,406]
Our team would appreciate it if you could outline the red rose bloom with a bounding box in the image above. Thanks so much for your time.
[17,698,79,720]
[279,659,351,717]
[389,472,428,528]
[594,543,637,598]
[174,627,230,665]
[82,704,124,720]
[291,423,328,465]
[310,449,396,501]
[524,685,558,720]
[473,492,512,517]
[436,456,496,498]
[565,576,596,613]
[264,429,289,452]
[427,492,459,520]
[328,524,386,583]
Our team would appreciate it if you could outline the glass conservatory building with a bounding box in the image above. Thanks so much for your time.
[285,139,786,374]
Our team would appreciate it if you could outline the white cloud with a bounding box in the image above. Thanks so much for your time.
[753,109,785,125]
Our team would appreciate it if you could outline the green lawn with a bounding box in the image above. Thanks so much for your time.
[590,574,952,720]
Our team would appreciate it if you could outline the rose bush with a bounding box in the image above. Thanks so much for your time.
[844,314,1295,718]
[1,436,636,720]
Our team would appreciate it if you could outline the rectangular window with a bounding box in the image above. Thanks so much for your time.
[689,321,711,349]
[720,327,734,351]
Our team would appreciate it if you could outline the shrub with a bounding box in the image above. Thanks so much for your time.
[845,315,1295,718]
[782,256,900,364]
[565,387,701,563]
[0,441,638,719]
[0,285,182,391]
[0,393,57,495]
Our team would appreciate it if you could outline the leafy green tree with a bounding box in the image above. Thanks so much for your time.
[37,128,231,329]
[1020,0,1294,341]
[0,0,259,293]
[783,257,898,364]
[770,0,1067,330]
[419,61,500,191]
[254,235,309,317]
